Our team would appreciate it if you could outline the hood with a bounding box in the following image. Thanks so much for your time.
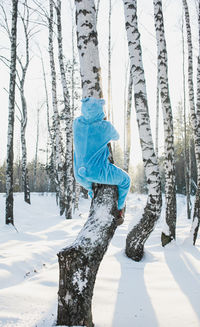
[81,97,105,122]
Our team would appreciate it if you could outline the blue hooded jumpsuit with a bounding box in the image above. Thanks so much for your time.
[73,97,130,210]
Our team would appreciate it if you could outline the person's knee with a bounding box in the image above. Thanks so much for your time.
[121,172,131,190]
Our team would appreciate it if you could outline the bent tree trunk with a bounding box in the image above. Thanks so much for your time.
[153,0,176,246]
[123,0,162,261]
[6,0,18,225]
[183,0,200,244]
[57,1,119,325]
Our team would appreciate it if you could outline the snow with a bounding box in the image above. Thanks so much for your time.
[0,192,200,327]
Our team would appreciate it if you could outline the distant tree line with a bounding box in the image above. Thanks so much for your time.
[1,0,200,325]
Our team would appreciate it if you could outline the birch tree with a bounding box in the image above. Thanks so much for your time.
[124,65,133,173]
[153,0,176,246]
[5,0,18,225]
[17,1,32,204]
[48,0,65,215]
[39,48,56,193]
[122,0,162,261]
[183,0,200,244]
[33,105,40,191]
[69,1,81,212]
[54,0,73,219]
[96,0,101,21]
[107,0,112,121]
[57,1,119,325]
[193,0,200,240]
[182,14,191,219]
[155,68,160,157]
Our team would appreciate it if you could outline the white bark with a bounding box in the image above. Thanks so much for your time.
[48,0,65,214]
[155,67,159,157]
[75,0,102,98]
[18,4,31,204]
[55,0,73,219]
[57,1,119,325]
[182,14,191,219]
[123,0,162,260]
[40,50,55,192]
[153,0,176,245]
[33,106,39,191]
[107,0,112,121]
[96,0,100,21]
[183,0,200,244]
[124,65,133,173]
[6,0,18,225]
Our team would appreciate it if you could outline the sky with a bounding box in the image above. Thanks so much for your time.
[0,0,199,167]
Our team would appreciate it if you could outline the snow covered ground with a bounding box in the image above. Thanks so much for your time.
[0,192,200,327]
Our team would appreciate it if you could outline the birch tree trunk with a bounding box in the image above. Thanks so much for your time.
[40,50,53,145]
[153,0,176,246]
[18,6,31,204]
[183,0,200,244]
[70,1,81,210]
[55,0,73,219]
[40,50,56,192]
[182,14,191,219]
[57,1,119,325]
[96,0,100,21]
[48,0,65,215]
[20,105,30,203]
[74,181,81,212]
[124,66,133,173]
[123,0,162,261]
[70,2,76,123]
[155,68,159,157]
[33,106,39,191]
[107,0,112,121]
[5,0,18,225]
[193,0,200,241]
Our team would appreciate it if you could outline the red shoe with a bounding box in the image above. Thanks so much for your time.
[115,208,125,226]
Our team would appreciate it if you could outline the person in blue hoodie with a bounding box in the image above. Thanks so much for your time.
[73,97,130,223]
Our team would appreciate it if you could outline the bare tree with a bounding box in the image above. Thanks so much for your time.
[5,0,19,225]
[124,65,133,173]
[33,105,40,191]
[54,0,73,219]
[69,0,82,212]
[193,0,200,240]
[122,0,162,261]
[48,0,65,215]
[155,67,160,157]
[39,48,56,193]
[153,0,176,246]
[183,0,200,244]
[107,0,112,122]
[181,13,191,219]
[17,1,33,204]
[57,0,120,325]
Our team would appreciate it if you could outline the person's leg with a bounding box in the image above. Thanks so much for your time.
[81,163,131,209]
[101,163,131,210]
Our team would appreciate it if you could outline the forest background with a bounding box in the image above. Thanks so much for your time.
[0,0,198,195]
